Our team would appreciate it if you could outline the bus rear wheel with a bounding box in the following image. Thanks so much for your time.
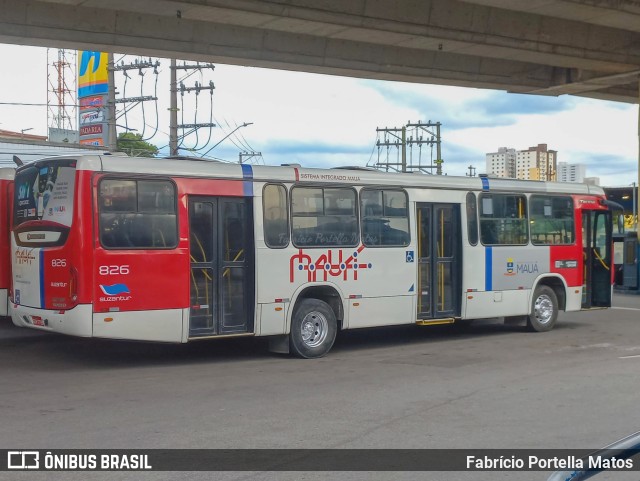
[527,285,558,332]
[290,299,337,358]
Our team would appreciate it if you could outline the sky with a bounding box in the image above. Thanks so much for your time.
[0,44,638,187]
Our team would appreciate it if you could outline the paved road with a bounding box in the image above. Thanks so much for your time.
[1,294,640,481]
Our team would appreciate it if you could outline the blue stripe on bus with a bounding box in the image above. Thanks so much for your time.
[481,177,489,191]
[39,250,45,309]
[485,246,492,291]
[241,164,253,196]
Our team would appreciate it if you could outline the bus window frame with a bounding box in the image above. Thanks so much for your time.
[97,176,179,251]
[465,191,479,246]
[479,192,529,246]
[262,183,290,249]
[360,187,410,248]
[290,185,360,249]
[529,194,575,246]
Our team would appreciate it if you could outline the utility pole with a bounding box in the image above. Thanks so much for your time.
[169,59,178,156]
[372,121,442,174]
[466,165,476,177]
[111,57,159,153]
[239,151,262,164]
[169,61,216,155]
[375,127,405,172]
[107,52,117,152]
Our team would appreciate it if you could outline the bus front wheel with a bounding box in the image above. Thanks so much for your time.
[527,285,558,332]
[289,299,337,358]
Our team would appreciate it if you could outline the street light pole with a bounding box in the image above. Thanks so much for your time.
[199,122,253,159]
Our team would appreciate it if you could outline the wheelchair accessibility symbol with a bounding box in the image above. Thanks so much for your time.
[406,250,414,263]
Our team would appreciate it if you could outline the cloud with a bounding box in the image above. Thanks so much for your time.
[361,82,579,131]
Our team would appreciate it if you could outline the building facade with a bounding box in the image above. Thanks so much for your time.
[486,144,557,181]
[485,147,516,178]
[557,162,586,183]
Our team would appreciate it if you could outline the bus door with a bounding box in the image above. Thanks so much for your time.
[188,197,254,337]
[622,233,638,289]
[416,203,461,319]
[582,210,612,308]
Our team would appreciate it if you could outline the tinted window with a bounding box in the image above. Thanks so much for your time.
[13,159,77,247]
[466,192,478,246]
[99,179,177,249]
[291,187,358,247]
[263,184,289,248]
[361,189,410,247]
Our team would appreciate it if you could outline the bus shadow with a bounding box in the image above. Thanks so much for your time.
[2,317,583,369]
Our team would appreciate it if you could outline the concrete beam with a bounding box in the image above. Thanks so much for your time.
[461,0,640,33]
[0,0,639,103]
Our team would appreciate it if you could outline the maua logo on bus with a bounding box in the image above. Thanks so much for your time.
[290,245,371,282]
[48,205,66,216]
[504,258,540,276]
[15,249,36,265]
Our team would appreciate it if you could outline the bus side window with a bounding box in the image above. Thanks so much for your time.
[291,186,358,247]
[361,189,409,247]
[99,178,177,250]
[263,184,289,248]
[479,193,528,245]
[466,192,478,246]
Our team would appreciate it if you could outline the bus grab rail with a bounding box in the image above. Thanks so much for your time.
[546,431,640,481]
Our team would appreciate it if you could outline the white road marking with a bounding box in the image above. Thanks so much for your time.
[618,354,640,359]
[611,307,640,311]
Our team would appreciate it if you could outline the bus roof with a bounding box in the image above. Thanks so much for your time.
[25,154,605,196]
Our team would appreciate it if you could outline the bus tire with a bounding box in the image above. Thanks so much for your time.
[527,285,558,332]
[289,299,337,358]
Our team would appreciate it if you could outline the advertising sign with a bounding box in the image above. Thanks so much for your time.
[78,51,108,97]
[80,138,105,146]
[78,50,109,147]
[80,125,103,136]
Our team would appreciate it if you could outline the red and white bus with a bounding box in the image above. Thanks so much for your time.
[10,154,615,357]
[0,167,14,317]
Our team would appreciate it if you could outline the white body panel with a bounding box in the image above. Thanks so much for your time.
[93,309,183,342]
[257,303,287,336]
[464,290,531,319]
[347,295,414,329]
[12,244,43,308]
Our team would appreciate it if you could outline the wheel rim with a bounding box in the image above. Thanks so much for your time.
[300,311,328,348]
[533,294,554,324]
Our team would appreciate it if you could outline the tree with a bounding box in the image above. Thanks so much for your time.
[116,132,159,157]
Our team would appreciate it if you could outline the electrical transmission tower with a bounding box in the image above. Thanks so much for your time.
[47,48,76,132]
[369,121,443,174]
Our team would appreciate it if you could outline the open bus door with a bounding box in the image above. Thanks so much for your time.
[582,209,612,308]
[622,233,638,289]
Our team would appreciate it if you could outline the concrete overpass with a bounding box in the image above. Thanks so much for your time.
[1,0,639,104]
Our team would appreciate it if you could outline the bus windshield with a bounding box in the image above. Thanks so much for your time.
[13,159,77,247]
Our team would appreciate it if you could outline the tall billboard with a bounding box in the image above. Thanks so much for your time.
[77,51,109,147]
